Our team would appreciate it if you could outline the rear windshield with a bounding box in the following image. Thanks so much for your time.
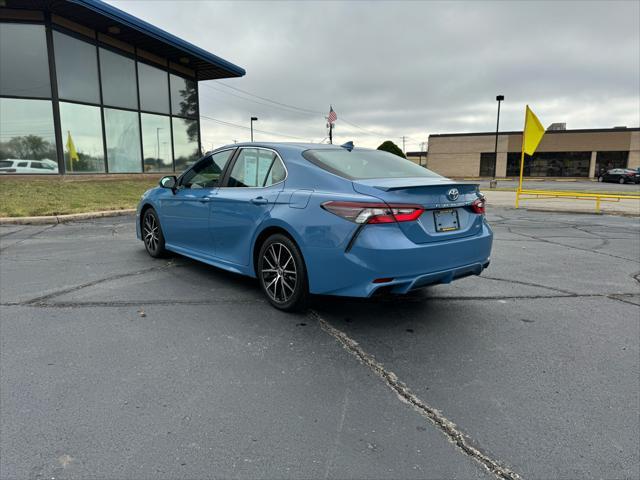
[302,148,441,180]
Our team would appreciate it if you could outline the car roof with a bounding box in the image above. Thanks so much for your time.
[209,142,366,154]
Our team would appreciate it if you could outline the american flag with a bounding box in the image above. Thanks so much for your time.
[327,106,337,124]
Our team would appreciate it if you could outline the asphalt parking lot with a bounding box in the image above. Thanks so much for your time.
[1,208,639,479]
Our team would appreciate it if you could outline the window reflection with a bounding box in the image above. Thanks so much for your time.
[0,98,58,173]
[172,117,199,171]
[104,108,141,172]
[59,102,105,173]
[170,74,197,118]
[138,62,169,114]
[141,113,172,172]
[100,48,138,109]
[0,23,51,98]
[53,31,100,104]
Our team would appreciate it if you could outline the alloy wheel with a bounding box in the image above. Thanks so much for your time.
[261,242,298,303]
[143,213,159,253]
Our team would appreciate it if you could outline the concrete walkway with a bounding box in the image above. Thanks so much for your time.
[484,190,640,216]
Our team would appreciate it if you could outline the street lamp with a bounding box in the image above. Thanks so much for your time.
[491,95,504,188]
[250,117,258,142]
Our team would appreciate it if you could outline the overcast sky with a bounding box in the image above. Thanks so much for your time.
[111,0,639,151]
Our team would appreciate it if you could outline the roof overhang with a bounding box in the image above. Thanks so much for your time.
[2,0,246,80]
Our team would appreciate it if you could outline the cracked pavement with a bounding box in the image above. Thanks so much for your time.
[1,208,638,479]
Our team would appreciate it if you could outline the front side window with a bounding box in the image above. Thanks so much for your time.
[181,150,234,189]
[0,23,51,98]
[104,108,142,173]
[227,149,281,188]
[53,30,100,104]
[303,148,440,180]
[59,102,105,173]
[0,98,58,173]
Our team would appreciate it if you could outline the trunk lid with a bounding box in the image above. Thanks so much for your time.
[352,177,484,244]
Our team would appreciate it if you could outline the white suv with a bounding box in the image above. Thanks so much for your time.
[0,159,58,174]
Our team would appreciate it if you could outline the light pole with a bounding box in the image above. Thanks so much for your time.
[156,127,162,160]
[491,95,504,188]
[250,117,258,142]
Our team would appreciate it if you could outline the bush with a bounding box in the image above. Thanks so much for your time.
[377,140,405,158]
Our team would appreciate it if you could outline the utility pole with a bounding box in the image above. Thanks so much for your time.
[420,141,426,167]
[402,136,406,154]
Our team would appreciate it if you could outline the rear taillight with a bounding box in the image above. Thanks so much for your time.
[321,201,424,224]
[471,197,486,215]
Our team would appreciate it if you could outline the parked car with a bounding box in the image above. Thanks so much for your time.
[0,159,58,174]
[137,143,493,310]
[597,168,640,184]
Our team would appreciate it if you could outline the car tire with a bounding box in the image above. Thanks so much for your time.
[257,233,309,312]
[142,208,167,258]
[619,177,625,184]
[597,176,604,182]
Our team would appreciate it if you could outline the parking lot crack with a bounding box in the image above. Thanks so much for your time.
[310,309,522,480]
[20,261,180,306]
[480,275,578,296]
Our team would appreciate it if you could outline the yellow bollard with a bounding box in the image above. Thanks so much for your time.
[515,191,520,209]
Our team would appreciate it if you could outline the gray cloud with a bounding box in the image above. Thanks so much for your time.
[112,0,639,150]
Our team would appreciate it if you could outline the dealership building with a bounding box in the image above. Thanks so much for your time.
[0,0,244,175]
[409,127,640,179]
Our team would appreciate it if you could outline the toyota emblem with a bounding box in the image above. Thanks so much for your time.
[447,188,460,201]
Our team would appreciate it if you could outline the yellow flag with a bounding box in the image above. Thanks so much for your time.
[66,130,79,164]
[522,105,545,155]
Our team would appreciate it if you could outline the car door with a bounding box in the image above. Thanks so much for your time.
[159,149,235,254]
[209,147,286,266]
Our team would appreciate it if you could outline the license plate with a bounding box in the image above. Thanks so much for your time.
[434,209,460,232]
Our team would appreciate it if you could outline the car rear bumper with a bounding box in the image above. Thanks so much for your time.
[304,220,493,297]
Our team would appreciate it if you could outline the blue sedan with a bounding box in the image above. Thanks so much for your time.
[137,142,493,311]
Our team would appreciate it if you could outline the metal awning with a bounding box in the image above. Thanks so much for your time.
[2,0,246,80]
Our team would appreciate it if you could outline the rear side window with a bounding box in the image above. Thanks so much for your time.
[303,148,440,180]
[227,148,285,187]
[0,160,13,168]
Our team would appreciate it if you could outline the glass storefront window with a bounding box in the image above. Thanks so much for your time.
[172,117,200,171]
[138,62,169,114]
[0,23,51,98]
[53,30,100,104]
[0,98,57,173]
[141,113,172,172]
[170,74,197,118]
[595,151,629,176]
[479,152,496,177]
[506,151,591,177]
[99,48,138,109]
[59,102,105,173]
[104,108,142,172]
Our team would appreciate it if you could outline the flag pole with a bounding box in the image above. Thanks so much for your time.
[329,122,333,144]
[515,107,528,208]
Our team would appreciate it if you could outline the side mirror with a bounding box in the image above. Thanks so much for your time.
[159,175,177,192]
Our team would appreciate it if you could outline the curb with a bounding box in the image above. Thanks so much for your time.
[0,209,136,225]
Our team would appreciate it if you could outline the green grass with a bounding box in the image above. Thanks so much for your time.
[0,178,158,217]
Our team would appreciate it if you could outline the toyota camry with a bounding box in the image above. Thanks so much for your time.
[137,142,493,311]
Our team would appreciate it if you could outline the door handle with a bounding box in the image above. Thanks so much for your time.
[199,198,211,203]
[250,197,268,205]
